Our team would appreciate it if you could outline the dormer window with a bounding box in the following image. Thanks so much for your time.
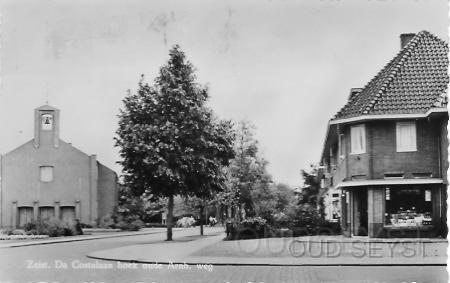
[350,124,366,154]
[396,121,417,152]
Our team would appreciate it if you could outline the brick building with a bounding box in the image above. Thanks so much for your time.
[321,31,448,237]
[0,105,118,228]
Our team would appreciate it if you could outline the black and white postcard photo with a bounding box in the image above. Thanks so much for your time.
[0,0,448,282]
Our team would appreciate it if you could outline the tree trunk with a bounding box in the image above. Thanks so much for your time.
[235,205,240,221]
[216,205,221,224]
[199,206,204,236]
[166,194,174,241]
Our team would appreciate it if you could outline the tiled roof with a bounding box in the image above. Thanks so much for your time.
[333,31,448,120]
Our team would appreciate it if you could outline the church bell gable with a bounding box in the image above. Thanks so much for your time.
[34,105,60,148]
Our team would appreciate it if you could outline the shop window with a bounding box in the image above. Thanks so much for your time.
[40,166,53,182]
[396,121,417,152]
[331,200,340,220]
[385,187,432,227]
[350,124,366,154]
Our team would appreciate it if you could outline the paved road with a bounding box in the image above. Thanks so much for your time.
[0,227,447,283]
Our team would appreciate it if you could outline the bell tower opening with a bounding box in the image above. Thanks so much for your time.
[34,105,60,148]
[41,114,53,131]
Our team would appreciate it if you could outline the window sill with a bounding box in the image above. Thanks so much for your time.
[350,152,366,155]
[396,149,417,153]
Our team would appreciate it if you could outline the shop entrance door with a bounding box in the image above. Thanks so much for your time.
[353,190,368,236]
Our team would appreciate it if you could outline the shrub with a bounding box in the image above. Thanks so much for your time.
[0,234,49,240]
[98,214,115,229]
[114,215,145,231]
[0,228,14,236]
[109,206,146,231]
[225,217,272,240]
[282,204,341,236]
[23,218,78,237]
[25,229,38,235]
[145,222,167,228]
[176,216,196,228]
[316,221,341,235]
[272,212,290,228]
[80,222,93,228]
[12,229,26,235]
[24,222,36,231]
[115,219,144,231]
[287,205,328,236]
[62,227,74,236]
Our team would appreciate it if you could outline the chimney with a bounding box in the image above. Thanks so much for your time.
[400,33,416,49]
[348,88,363,100]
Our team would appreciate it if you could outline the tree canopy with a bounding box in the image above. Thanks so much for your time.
[115,45,235,240]
[218,120,272,219]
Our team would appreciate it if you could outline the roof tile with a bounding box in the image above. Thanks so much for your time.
[334,31,449,120]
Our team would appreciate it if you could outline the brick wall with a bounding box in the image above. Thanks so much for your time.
[371,119,440,179]
[337,119,442,180]
[97,162,118,219]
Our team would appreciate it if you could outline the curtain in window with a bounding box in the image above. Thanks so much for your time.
[397,122,416,151]
[351,125,365,153]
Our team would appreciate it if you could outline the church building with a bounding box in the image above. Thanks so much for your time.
[0,105,118,228]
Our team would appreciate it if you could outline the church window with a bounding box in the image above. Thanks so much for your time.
[40,166,54,182]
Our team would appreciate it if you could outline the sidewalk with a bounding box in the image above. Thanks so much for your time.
[87,230,448,266]
[0,227,178,248]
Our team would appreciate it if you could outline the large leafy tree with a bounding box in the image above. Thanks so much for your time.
[251,182,296,224]
[299,166,324,215]
[287,165,326,230]
[219,121,271,219]
[115,45,235,240]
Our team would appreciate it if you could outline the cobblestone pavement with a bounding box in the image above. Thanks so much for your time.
[0,227,447,283]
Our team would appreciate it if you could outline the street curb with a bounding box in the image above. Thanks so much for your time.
[86,232,447,267]
[85,255,448,267]
[0,228,182,248]
[284,239,448,244]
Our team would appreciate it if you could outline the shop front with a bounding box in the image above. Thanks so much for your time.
[340,180,446,238]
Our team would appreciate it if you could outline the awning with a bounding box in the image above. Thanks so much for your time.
[337,178,443,188]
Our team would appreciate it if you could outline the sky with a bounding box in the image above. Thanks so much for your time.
[0,0,448,187]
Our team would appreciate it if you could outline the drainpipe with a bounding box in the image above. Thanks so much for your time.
[437,133,441,179]
[437,129,442,226]
[0,155,2,227]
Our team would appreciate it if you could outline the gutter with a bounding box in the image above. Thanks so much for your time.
[320,107,448,162]
[329,108,448,125]
[336,178,443,188]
